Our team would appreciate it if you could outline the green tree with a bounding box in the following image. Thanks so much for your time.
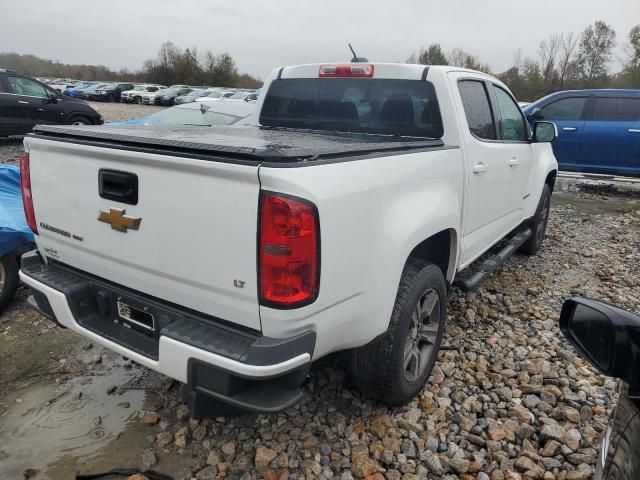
[416,43,449,65]
[576,21,616,86]
[209,52,237,87]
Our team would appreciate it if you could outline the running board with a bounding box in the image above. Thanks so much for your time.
[453,229,532,292]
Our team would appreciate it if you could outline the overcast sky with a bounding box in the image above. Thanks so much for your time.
[1,0,638,79]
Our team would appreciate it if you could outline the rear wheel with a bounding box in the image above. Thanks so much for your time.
[520,184,551,256]
[351,259,447,405]
[0,255,19,311]
[134,96,142,104]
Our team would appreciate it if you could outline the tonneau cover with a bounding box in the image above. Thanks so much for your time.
[31,125,444,163]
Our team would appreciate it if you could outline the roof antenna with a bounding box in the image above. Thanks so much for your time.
[349,43,368,63]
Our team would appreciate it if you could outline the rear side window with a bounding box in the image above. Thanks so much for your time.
[260,78,444,138]
[458,80,496,140]
[590,97,640,121]
[538,97,586,121]
[492,85,527,141]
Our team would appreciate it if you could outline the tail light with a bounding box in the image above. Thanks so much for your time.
[319,64,374,78]
[259,192,319,308]
[20,153,37,234]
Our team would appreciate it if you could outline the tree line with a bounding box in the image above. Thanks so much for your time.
[2,21,639,98]
[408,20,640,101]
[0,42,263,89]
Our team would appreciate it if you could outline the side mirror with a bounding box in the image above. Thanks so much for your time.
[47,93,59,103]
[533,121,557,142]
[560,297,640,394]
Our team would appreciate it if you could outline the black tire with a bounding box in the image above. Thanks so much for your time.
[0,255,19,311]
[520,183,551,256]
[107,94,115,102]
[599,384,640,480]
[134,96,142,104]
[351,259,447,405]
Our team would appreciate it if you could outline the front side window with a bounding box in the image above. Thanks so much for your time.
[590,97,640,122]
[538,97,586,121]
[492,85,527,141]
[7,76,49,98]
[458,80,496,140]
[261,78,444,138]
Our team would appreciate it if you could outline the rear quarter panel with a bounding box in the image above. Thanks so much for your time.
[258,148,463,358]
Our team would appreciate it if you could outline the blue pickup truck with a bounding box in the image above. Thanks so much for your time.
[523,90,640,177]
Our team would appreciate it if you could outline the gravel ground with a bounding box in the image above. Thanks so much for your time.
[1,103,639,479]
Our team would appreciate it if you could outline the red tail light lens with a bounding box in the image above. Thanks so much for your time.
[259,192,319,308]
[319,64,374,77]
[19,153,37,234]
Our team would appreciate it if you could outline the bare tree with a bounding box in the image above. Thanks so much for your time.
[448,48,467,67]
[538,34,560,92]
[558,32,578,89]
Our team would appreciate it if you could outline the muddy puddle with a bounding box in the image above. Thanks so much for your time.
[0,365,145,479]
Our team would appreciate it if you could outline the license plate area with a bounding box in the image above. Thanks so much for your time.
[117,299,155,331]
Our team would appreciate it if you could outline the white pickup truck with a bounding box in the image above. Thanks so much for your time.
[19,63,558,414]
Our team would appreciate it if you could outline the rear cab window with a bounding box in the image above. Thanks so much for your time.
[260,78,444,138]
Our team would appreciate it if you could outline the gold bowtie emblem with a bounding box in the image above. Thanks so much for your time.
[98,208,141,233]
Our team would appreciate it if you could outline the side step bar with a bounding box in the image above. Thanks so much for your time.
[453,229,532,292]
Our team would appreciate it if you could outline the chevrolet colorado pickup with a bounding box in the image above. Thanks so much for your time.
[19,63,559,414]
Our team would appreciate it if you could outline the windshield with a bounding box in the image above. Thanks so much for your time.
[206,92,222,98]
[228,92,247,100]
[260,78,444,138]
[141,106,243,126]
[162,89,178,95]
[133,85,146,91]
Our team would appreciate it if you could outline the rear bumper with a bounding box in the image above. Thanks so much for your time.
[20,250,315,413]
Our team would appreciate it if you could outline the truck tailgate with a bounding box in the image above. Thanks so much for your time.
[25,135,262,331]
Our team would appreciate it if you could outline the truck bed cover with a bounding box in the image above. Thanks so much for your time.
[30,125,445,164]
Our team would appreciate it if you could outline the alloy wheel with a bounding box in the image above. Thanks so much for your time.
[403,288,441,382]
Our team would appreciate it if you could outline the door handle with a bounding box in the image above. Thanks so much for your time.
[18,100,29,104]
[473,162,488,174]
[509,157,521,167]
[629,129,640,134]
[562,127,577,132]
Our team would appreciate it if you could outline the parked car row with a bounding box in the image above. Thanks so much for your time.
[47,77,261,106]
[142,86,259,106]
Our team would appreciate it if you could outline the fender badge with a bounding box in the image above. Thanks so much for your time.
[98,207,141,233]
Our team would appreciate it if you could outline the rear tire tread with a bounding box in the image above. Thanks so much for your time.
[352,259,446,405]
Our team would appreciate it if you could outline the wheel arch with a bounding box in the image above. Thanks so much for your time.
[405,228,458,286]
[545,169,557,192]
[67,114,93,125]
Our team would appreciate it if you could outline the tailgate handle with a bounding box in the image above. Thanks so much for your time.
[99,169,138,205]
